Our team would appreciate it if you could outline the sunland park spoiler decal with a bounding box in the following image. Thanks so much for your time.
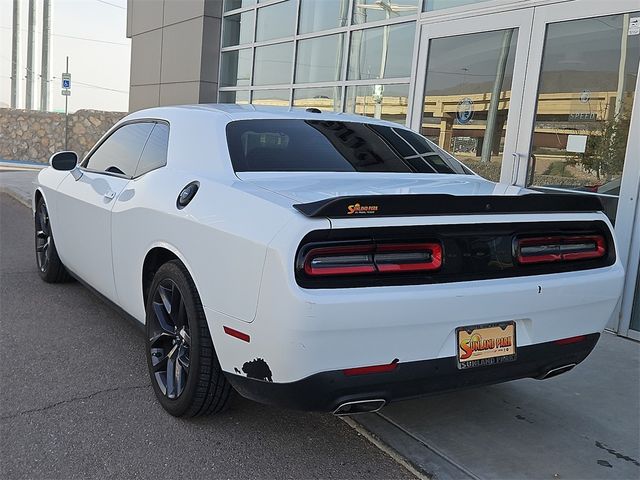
[292,193,604,218]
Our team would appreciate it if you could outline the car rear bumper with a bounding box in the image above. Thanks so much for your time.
[224,333,600,412]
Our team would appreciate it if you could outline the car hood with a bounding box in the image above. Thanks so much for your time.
[235,172,528,204]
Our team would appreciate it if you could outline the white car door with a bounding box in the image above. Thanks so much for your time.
[54,122,155,303]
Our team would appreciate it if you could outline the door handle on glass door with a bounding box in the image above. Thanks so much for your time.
[511,153,523,185]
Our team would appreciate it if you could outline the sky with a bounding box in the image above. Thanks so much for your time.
[0,0,130,112]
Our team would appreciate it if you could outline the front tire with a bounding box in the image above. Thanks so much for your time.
[145,260,233,417]
[35,197,71,283]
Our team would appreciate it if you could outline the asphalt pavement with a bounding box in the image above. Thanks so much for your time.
[0,193,413,480]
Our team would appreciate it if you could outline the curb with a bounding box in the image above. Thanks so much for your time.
[0,187,32,209]
[341,416,431,480]
[346,413,479,480]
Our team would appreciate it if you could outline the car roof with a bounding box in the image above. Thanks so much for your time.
[124,103,406,129]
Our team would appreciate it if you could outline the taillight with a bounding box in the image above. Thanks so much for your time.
[515,234,606,265]
[302,242,442,276]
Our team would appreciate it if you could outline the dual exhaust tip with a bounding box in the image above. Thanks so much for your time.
[333,399,386,416]
[333,363,577,414]
[539,363,577,380]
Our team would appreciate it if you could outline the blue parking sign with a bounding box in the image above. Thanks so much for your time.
[61,73,71,90]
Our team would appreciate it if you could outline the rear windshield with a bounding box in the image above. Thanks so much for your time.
[226,119,469,175]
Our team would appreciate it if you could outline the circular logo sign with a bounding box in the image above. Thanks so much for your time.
[457,97,474,124]
[580,90,591,104]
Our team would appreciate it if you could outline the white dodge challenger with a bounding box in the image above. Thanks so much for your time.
[34,105,624,417]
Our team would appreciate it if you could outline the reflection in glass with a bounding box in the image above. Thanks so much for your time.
[293,87,342,112]
[529,13,640,221]
[222,10,254,47]
[353,0,419,24]
[253,42,294,85]
[421,29,518,182]
[348,22,416,80]
[424,0,487,12]
[299,0,349,34]
[345,83,409,124]
[220,49,252,87]
[224,0,256,12]
[252,89,290,107]
[295,34,345,83]
[219,90,251,104]
[256,0,296,42]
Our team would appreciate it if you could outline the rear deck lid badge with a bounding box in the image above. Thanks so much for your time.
[347,203,379,215]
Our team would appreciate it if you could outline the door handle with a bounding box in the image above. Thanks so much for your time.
[511,153,523,185]
[104,190,116,200]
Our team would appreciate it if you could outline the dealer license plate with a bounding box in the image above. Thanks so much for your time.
[456,321,517,369]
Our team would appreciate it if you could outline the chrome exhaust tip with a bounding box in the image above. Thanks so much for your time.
[539,363,577,380]
[333,399,386,416]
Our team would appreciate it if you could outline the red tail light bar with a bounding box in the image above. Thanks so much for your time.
[515,234,606,265]
[302,242,442,277]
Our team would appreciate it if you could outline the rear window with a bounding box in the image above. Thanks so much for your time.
[226,119,469,174]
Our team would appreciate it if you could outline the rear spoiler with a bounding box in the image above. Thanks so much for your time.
[292,193,604,218]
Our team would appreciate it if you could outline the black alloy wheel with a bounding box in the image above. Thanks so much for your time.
[35,200,52,274]
[148,278,191,399]
[34,197,70,283]
[145,260,233,417]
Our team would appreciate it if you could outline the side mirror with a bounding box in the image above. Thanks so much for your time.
[50,151,82,180]
[50,151,78,171]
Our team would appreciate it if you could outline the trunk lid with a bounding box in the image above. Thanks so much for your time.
[236,171,527,204]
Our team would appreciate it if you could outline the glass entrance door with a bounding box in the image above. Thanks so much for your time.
[514,3,640,225]
[410,10,534,182]
[511,0,640,333]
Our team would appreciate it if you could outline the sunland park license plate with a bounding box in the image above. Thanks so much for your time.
[456,321,517,369]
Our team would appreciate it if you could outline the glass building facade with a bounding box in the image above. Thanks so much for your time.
[219,0,420,123]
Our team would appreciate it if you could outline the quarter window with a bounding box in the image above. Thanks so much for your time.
[135,123,169,177]
[84,123,154,177]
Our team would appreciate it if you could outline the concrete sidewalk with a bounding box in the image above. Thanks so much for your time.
[1,170,638,480]
[358,332,640,480]
[0,170,39,208]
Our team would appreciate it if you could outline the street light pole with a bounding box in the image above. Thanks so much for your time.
[65,57,69,150]
[40,0,51,112]
[10,0,20,109]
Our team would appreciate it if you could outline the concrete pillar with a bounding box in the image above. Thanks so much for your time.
[127,0,223,111]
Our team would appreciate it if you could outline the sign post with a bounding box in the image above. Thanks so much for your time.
[62,57,71,149]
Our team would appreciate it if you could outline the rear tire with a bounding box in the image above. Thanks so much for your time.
[145,260,233,417]
[35,197,71,283]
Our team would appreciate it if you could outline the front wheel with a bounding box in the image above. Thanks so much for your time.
[145,260,233,417]
[35,197,71,283]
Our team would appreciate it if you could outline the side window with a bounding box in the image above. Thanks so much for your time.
[134,123,169,177]
[84,123,154,177]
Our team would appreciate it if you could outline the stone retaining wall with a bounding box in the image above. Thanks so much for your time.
[0,108,126,163]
